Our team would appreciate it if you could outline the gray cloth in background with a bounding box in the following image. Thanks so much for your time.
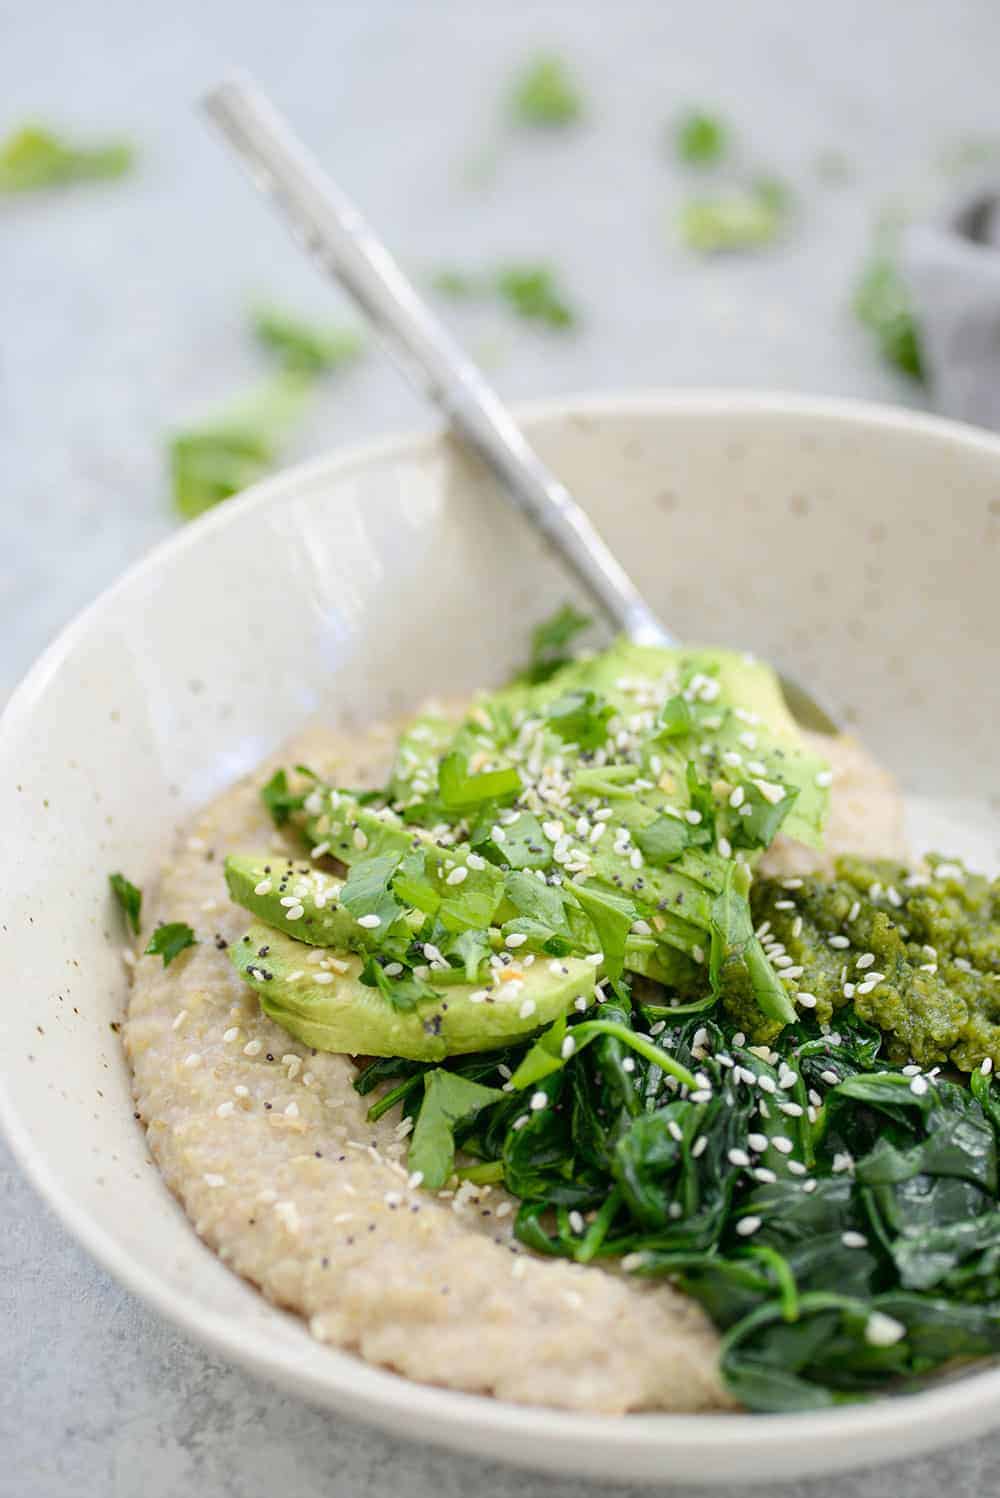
[902,184,1000,430]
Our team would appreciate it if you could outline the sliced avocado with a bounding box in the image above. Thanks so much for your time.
[229,924,599,1060]
[225,853,421,950]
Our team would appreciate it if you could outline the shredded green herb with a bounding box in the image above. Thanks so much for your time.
[0,124,134,194]
[145,922,197,967]
[674,110,728,166]
[853,251,925,381]
[109,872,142,935]
[678,176,790,254]
[509,56,583,128]
[253,306,364,375]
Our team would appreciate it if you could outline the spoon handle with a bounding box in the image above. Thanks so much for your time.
[203,75,671,647]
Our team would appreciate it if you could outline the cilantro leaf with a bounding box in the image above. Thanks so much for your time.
[853,252,925,381]
[438,751,522,810]
[340,852,404,931]
[503,870,571,936]
[658,694,695,739]
[546,689,613,749]
[260,768,307,827]
[408,1069,505,1189]
[145,922,197,967]
[169,373,313,520]
[495,265,576,329]
[709,863,795,1025]
[253,306,365,375]
[0,125,134,194]
[447,928,493,982]
[729,780,799,851]
[360,956,438,1013]
[633,815,689,867]
[509,56,582,127]
[473,809,550,870]
[514,603,592,685]
[109,872,142,935]
[674,110,728,166]
[572,884,636,978]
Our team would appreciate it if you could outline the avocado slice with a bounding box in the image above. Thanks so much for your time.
[225,853,420,950]
[229,924,599,1060]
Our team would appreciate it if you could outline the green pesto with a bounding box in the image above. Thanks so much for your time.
[743,856,1000,1069]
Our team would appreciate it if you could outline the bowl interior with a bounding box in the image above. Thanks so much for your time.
[2,394,999,1484]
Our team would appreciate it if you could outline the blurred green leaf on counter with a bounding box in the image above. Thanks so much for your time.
[0,123,134,193]
[678,175,791,253]
[431,262,577,329]
[853,249,925,381]
[509,55,583,127]
[673,109,729,166]
[253,306,365,374]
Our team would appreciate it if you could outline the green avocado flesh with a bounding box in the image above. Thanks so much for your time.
[224,638,831,1059]
[230,923,598,1060]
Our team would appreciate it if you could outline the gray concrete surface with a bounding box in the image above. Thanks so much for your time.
[3,1,1000,1493]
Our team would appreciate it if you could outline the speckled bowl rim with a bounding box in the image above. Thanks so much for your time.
[4,389,1000,1483]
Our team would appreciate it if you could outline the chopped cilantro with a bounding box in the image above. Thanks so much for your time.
[109,873,142,935]
[633,816,688,868]
[678,177,790,253]
[658,694,695,739]
[169,373,313,520]
[438,751,522,810]
[514,603,592,684]
[340,852,405,931]
[572,884,636,979]
[728,780,798,851]
[853,252,925,381]
[447,928,493,982]
[145,922,197,967]
[545,689,613,750]
[260,768,307,827]
[0,124,134,194]
[495,265,575,328]
[473,809,550,871]
[360,955,438,1013]
[253,306,364,375]
[674,110,728,166]
[509,56,582,128]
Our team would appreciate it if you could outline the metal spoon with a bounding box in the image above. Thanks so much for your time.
[202,75,837,735]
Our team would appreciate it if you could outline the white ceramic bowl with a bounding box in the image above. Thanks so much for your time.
[2,393,999,1485]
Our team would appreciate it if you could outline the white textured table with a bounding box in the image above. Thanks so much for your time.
[4,2,999,1493]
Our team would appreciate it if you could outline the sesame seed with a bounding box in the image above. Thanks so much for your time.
[505,932,528,948]
[865,1312,906,1347]
[691,1136,708,1158]
[313,971,335,984]
[254,880,272,896]
[171,1009,188,1031]
[771,1136,794,1155]
[203,1174,225,1188]
[747,1133,769,1152]
[684,809,702,825]
[774,899,796,911]
[216,1101,235,1118]
[820,1069,839,1086]
[797,992,818,1009]
[815,770,833,788]
[909,1075,929,1096]
[832,1152,854,1173]
[286,904,305,921]
[352,828,369,851]
[728,786,745,809]
[786,1160,808,1176]
[182,1053,201,1069]
[728,1147,750,1166]
[446,866,469,886]
[981,1058,994,1076]
[243,1039,263,1056]
[842,1231,868,1248]
[621,1057,636,1073]
[357,913,381,929]
[736,1216,762,1237]
[561,1036,576,1059]
[829,935,850,949]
